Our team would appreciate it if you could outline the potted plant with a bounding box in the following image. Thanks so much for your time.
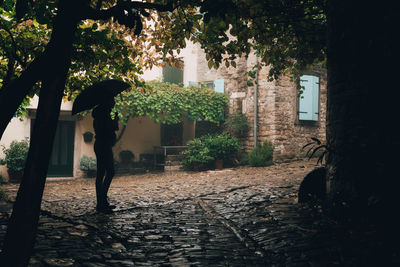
[203,134,241,169]
[180,139,214,171]
[79,155,97,177]
[119,150,135,163]
[83,131,94,143]
[0,139,29,182]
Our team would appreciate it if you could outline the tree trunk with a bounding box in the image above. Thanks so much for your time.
[0,55,45,139]
[0,1,78,265]
[326,1,398,222]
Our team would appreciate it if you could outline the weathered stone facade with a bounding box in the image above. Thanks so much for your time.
[196,46,327,161]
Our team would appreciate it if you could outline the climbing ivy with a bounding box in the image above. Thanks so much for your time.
[114,81,228,125]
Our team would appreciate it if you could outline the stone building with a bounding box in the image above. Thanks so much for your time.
[0,41,326,180]
[193,47,327,161]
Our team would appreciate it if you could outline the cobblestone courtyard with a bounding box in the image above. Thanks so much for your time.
[0,160,397,266]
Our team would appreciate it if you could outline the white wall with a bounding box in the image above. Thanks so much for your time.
[0,117,31,180]
[140,40,198,86]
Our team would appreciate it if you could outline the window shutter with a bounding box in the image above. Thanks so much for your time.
[299,75,319,121]
[299,75,314,120]
[213,79,225,121]
[188,81,197,86]
[214,79,224,93]
[311,76,320,121]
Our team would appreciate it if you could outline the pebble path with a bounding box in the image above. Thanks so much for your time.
[0,160,398,266]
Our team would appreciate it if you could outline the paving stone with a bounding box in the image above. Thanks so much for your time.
[1,160,398,266]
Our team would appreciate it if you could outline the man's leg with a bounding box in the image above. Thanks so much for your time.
[94,143,107,210]
[102,146,115,208]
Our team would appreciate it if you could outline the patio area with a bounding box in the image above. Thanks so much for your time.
[0,160,396,266]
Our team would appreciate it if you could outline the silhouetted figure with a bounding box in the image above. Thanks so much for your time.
[298,167,326,204]
[92,99,119,213]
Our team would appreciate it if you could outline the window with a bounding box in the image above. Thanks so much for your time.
[163,65,183,85]
[298,75,319,121]
[199,81,214,89]
[197,79,224,93]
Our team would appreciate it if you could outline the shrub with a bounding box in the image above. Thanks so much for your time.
[79,155,97,177]
[224,113,250,138]
[181,134,241,170]
[0,139,29,172]
[203,133,241,161]
[0,173,6,184]
[0,173,7,200]
[237,151,249,166]
[0,187,7,201]
[180,139,214,170]
[248,141,274,167]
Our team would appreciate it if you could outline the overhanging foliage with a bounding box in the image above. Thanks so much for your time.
[114,81,228,125]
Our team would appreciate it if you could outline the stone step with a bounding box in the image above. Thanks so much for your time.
[164,165,183,171]
[165,160,183,166]
[165,154,184,161]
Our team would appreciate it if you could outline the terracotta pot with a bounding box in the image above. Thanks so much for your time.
[193,162,201,172]
[215,159,223,170]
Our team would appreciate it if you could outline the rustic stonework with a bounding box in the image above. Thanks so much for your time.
[196,46,327,161]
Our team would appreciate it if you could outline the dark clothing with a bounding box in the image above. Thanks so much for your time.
[92,105,118,209]
[92,107,118,147]
[94,142,115,206]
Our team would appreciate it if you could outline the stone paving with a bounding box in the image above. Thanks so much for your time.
[0,160,398,266]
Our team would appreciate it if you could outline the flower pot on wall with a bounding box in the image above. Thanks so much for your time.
[83,131,94,143]
[215,159,223,170]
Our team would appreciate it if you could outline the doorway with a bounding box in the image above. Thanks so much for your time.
[161,123,183,146]
[31,119,75,177]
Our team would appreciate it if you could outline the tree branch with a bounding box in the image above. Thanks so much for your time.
[2,53,16,88]
[96,0,104,10]
[81,1,174,21]
[0,22,27,68]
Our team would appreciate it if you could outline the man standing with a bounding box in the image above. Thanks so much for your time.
[92,98,119,213]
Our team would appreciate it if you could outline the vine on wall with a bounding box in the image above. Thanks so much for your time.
[114,81,228,125]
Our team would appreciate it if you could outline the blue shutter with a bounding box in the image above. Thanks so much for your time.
[299,75,313,120]
[188,81,197,86]
[299,75,319,121]
[311,76,320,121]
[214,79,225,121]
[214,79,224,93]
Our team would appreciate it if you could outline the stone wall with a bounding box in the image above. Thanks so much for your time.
[195,46,327,161]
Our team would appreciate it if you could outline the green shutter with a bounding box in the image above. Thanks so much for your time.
[214,79,224,93]
[299,75,319,121]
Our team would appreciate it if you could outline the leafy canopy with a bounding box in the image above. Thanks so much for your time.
[1,0,326,116]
